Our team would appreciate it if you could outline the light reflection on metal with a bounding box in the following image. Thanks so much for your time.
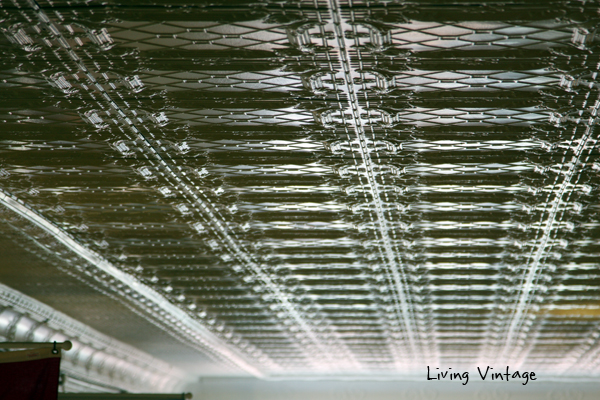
[1,0,600,380]
[325,0,420,364]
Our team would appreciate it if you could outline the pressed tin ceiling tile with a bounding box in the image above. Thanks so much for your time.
[0,0,600,386]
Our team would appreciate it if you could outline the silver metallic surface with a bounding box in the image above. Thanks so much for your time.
[1,0,600,388]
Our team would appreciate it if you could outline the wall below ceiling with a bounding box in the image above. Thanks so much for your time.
[188,378,600,400]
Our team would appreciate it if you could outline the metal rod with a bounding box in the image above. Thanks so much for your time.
[0,341,73,351]
[57,394,192,400]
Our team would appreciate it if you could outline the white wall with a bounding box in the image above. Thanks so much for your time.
[187,378,600,400]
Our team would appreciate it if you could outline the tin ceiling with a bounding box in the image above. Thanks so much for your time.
[1,0,600,389]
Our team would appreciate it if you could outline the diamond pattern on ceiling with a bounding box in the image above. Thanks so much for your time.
[1,0,600,381]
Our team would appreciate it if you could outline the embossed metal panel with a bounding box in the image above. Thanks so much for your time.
[1,0,599,381]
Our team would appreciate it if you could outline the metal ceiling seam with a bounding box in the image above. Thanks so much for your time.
[0,282,186,392]
[0,188,264,377]
[307,10,407,369]
[326,0,419,360]
[501,89,600,362]
[303,19,396,370]
[20,0,344,371]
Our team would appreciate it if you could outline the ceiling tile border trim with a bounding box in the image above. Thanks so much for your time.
[0,282,187,392]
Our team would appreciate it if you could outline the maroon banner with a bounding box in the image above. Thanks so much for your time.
[0,347,61,400]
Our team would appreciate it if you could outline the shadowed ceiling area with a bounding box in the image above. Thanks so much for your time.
[1,0,600,396]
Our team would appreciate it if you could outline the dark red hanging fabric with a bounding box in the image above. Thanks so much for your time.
[0,347,61,400]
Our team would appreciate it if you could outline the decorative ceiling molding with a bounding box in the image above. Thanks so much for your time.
[0,282,187,392]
